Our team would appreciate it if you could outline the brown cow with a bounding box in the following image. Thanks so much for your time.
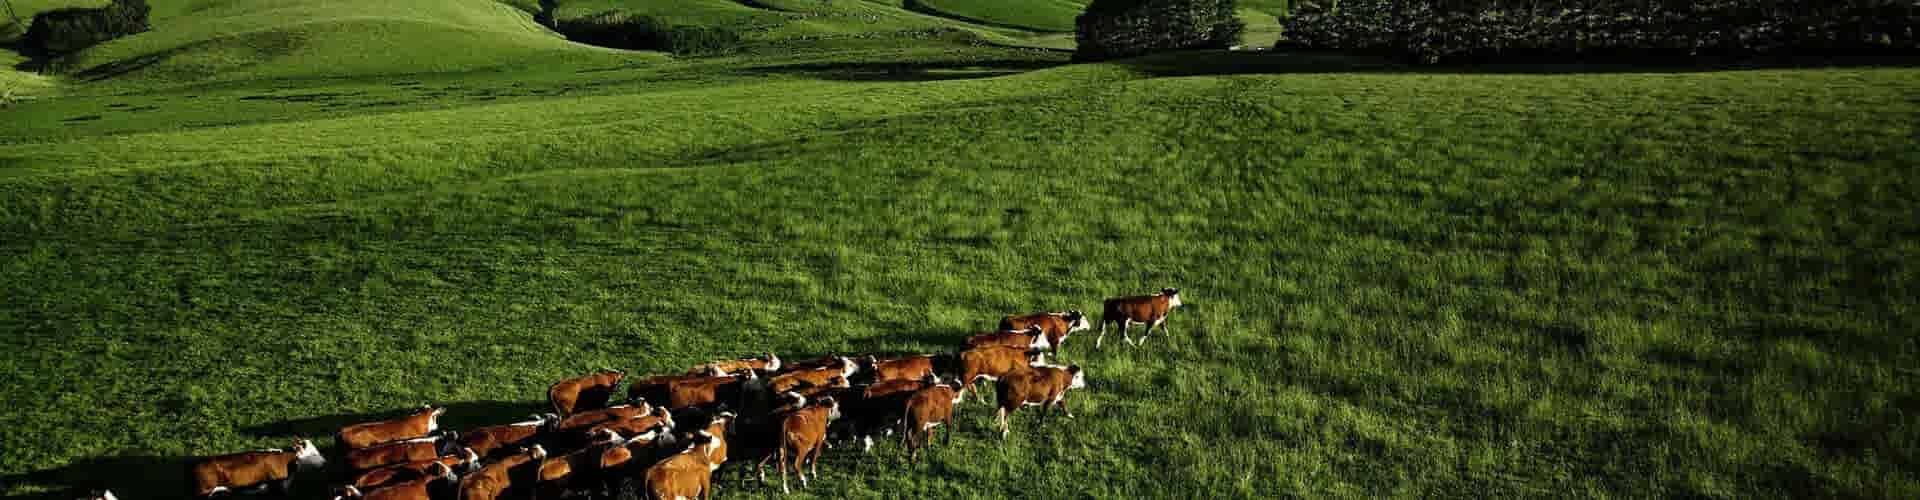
[189,440,327,497]
[350,447,479,491]
[840,376,936,452]
[656,373,751,410]
[862,355,934,383]
[627,367,725,404]
[584,406,676,441]
[550,369,626,416]
[954,345,1041,402]
[337,405,445,450]
[965,325,1051,351]
[345,434,460,472]
[459,413,558,459]
[764,397,840,494]
[769,357,857,393]
[535,429,624,497]
[595,424,674,473]
[901,382,963,463]
[455,445,546,500]
[994,365,1088,438]
[1000,310,1090,352]
[689,352,782,375]
[643,432,722,500]
[1098,288,1183,348]
[332,461,456,500]
[555,403,653,433]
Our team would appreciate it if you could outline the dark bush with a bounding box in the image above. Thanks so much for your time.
[1280,0,1920,64]
[1075,0,1245,62]
[22,0,149,56]
[553,11,742,56]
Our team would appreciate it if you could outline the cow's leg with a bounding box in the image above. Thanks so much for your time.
[779,445,791,495]
[943,414,955,446]
[1121,320,1137,346]
[995,407,1010,439]
[1062,395,1076,419]
[1096,320,1108,349]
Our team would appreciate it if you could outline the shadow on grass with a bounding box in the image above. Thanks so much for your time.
[239,400,546,440]
[1115,50,1920,78]
[0,455,195,500]
[736,60,1065,82]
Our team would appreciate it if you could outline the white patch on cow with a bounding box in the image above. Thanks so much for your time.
[297,440,322,460]
[1168,293,1182,308]
[1071,370,1087,389]
[766,353,782,372]
[100,491,118,500]
[1070,316,1091,332]
[395,436,439,444]
[922,422,940,431]
[674,496,689,500]
[508,418,544,427]
[1031,335,1051,350]
[862,435,874,453]
[208,487,230,496]
[839,357,858,377]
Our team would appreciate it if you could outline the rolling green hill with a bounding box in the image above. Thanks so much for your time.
[0,0,1914,499]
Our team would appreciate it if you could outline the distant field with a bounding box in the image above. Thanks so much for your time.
[1,0,1916,499]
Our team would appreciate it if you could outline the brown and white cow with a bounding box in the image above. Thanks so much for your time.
[838,376,936,452]
[189,440,327,497]
[689,352,782,375]
[862,355,935,383]
[337,405,445,450]
[994,365,1088,438]
[643,432,722,500]
[584,406,676,441]
[654,373,752,410]
[901,382,963,463]
[345,434,460,472]
[763,397,840,494]
[332,461,456,500]
[769,357,858,393]
[1098,288,1183,348]
[953,345,1040,402]
[350,447,480,491]
[964,325,1051,351]
[1000,311,1091,352]
[549,370,626,416]
[596,423,675,474]
[455,445,545,500]
[458,413,558,459]
[534,429,625,497]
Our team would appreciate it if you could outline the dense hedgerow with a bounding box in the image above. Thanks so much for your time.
[1074,0,1244,62]
[21,0,150,56]
[1281,0,1920,63]
[555,11,742,57]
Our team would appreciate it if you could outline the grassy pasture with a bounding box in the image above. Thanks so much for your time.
[1,0,1918,499]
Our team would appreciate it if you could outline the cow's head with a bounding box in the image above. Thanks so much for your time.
[779,391,807,409]
[291,439,326,469]
[652,406,675,428]
[921,372,942,385]
[862,355,880,371]
[706,365,727,377]
[1067,365,1087,390]
[818,396,841,421]
[1162,288,1182,307]
[331,486,362,500]
[425,406,447,433]
[457,447,483,474]
[627,394,649,408]
[837,356,859,378]
[601,369,627,383]
[527,444,548,461]
[537,413,563,432]
[764,352,782,372]
[686,431,717,456]
[1065,310,1090,332]
[435,432,462,456]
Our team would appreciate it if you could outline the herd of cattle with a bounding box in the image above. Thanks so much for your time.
[148,288,1184,500]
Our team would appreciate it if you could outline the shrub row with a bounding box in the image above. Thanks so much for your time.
[22,0,150,56]
[555,11,742,57]
[1075,0,1245,62]
[1280,0,1920,63]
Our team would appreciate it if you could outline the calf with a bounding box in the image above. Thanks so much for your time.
[766,398,840,494]
[550,369,626,416]
[459,413,558,459]
[689,352,782,375]
[901,382,963,463]
[627,367,724,404]
[337,405,445,450]
[346,434,460,472]
[861,355,934,383]
[189,440,326,497]
[643,432,722,500]
[350,447,479,491]
[965,325,1051,351]
[1098,288,1183,348]
[333,462,456,500]
[994,365,1088,438]
[455,445,545,500]
[769,357,857,393]
[1000,311,1090,352]
[953,345,1040,402]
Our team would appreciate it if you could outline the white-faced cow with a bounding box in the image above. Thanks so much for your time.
[189,439,327,497]
[549,370,626,416]
[350,447,479,491]
[584,406,676,441]
[644,431,722,500]
[626,367,725,405]
[861,355,935,383]
[1098,288,1183,348]
[1000,311,1090,352]
[769,357,857,393]
[952,345,1041,402]
[994,365,1088,438]
[689,352,782,375]
[964,325,1051,351]
[337,405,446,451]
[332,461,456,500]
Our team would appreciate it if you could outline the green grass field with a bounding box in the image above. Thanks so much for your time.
[1,0,1916,498]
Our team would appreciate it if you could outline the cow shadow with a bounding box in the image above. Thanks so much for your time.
[238,400,546,441]
[1,454,196,500]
